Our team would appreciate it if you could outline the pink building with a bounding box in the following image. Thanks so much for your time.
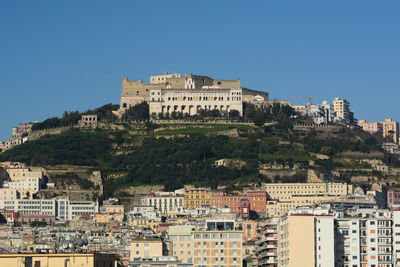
[0,188,19,200]
[19,214,56,224]
[210,190,267,216]
[358,120,383,134]
[387,188,400,209]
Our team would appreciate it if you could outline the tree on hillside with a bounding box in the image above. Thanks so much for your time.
[122,102,150,121]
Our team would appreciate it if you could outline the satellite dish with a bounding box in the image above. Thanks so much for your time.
[76,239,85,247]
[62,242,69,249]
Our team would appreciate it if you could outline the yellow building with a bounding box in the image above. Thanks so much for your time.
[383,118,399,143]
[129,237,163,260]
[262,182,352,217]
[184,187,211,210]
[0,253,117,267]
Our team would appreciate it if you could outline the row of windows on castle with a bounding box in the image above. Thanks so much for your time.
[151,91,242,95]
[151,96,241,102]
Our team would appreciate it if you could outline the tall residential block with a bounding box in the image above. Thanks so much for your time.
[333,97,352,124]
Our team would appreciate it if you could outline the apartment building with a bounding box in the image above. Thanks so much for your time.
[0,188,19,200]
[262,182,352,217]
[293,101,336,124]
[0,199,56,216]
[0,253,117,267]
[335,210,395,267]
[277,210,334,267]
[149,87,244,117]
[358,120,383,134]
[168,225,193,263]
[257,206,400,267]
[388,188,400,209]
[184,188,211,210]
[359,118,399,143]
[383,118,399,144]
[141,191,184,213]
[6,167,43,181]
[256,218,279,267]
[129,237,163,260]
[192,220,242,267]
[210,191,267,217]
[333,97,352,124]
[12,122,35,138]
[57,199,99,221]
[129,257,193,267]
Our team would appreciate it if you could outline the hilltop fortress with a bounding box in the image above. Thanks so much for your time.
[117,72,269,117]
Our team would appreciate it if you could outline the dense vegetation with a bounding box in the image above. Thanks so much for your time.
[4,102,398,197]
[0,129,113,166]
[32,104,119,131]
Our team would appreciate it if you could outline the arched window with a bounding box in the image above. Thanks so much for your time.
[122,103,127,108]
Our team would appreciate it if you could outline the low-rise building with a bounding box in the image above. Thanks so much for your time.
[129,256,192,267]
[0,253,117,267]
[141,191,184,214]
[210,191,267,217]
[129,237,164,260]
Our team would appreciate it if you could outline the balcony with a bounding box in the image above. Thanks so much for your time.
[264,228,277,234]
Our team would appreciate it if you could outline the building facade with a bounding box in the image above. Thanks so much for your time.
[192,224,242,267]
[141,191,184,214]
[118,73,268,115]
[149,88,244,117]
[184,188,211,210]
[210,191,267,217]
[333,97,351,124]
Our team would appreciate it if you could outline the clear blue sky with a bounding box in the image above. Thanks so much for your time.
[1,1,399,140]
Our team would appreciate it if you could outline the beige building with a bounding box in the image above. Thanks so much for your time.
[262,182,352,217]
[141,191,184,214]
[168,225,193,263]
[192,229,242,267]
[118,73,268,115]
[278,212,334,267]
[128,256,192,267]
[0,253,117,267]
[129,237,163,260]
[383,118,399,143]
[149,87,243,117]
[333,97,351,124]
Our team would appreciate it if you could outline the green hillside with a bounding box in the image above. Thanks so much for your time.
[1,102,398,198]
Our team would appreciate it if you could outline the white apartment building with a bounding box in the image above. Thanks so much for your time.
[57,199,99,221]
[293,101,336,124]
[334,209,395,267]
[0,199,56,216]
[258,207,400,267]
[141,191,185,214]
[148,88,243,117]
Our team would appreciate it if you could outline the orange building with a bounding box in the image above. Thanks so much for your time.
[210,190,267,216]
[184,187,211,209]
